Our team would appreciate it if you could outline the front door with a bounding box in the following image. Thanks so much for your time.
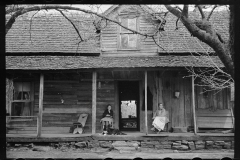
[118,81,139,131]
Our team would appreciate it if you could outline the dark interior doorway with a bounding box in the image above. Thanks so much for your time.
[118,81,139,131]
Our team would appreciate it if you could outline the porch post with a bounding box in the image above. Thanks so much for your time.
[145,70,148,135]
[92,71,97,134]
[37,73,44,137]
[192,75,197,134]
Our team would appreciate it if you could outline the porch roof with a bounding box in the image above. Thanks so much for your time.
[6,56,224,70]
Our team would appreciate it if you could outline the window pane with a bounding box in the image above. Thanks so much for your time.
[12,102,31,116]
[121,19,128,32]
[128,34,137,48]
[121,100,137,118]
[13,82,31,100]
[128,18,137,30]
[121,34,128,48]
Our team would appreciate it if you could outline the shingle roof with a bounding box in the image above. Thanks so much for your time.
[6,12,100,53]
[158,10,229,53]
[6,56,224,70]
[5,5,229,54]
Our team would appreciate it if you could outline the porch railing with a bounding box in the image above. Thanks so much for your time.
[6,116,38,134]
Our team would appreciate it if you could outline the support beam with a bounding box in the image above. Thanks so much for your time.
[92,71,97,134]
[114,81,119,129]
[192,75,197,134]
[145,70,148,135]
[37,73,44,137]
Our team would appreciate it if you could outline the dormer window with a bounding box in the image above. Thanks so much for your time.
[119,17,139,50]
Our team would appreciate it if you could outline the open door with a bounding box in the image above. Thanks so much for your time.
[118,81,139,131]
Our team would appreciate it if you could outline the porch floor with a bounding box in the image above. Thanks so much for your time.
[6,132,234,142]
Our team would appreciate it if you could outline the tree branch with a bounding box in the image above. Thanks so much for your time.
[197,5,206,19]
[6,6,25,14]
[175,6,183,12]
[29,11,39,44]
[151,36,165,51]
[164,5,182,18]
[56,9,84,42]
[207,5,218,20]
[182,5,188,18]
[165,5,234,79]
[6,5,160,39]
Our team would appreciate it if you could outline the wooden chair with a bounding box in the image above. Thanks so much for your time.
[101,117,113,131]
[152,110,170,133]
[72,113,88,134]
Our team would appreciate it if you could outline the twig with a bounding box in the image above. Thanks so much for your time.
[56,9,83,42]
[207,5,218,21]
[175,18,180,30]
[29,11,40,44]
[197,5,205,19]
[152,36,165,51]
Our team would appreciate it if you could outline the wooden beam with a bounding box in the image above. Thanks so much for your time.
[7,67,191,74]
[114,81,119,129]
[37,73,44,137]
[145,70,148,135]
[92,71,97,134]
[192,75,197,134]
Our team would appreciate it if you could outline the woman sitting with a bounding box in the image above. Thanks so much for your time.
[151,103,169,133]
[100,104,114,131]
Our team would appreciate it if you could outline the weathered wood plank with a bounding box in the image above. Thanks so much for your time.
[114,81,119,129]
[42,104,91,108]
[6,134,234,142]
[43,108,91,114]
[37,73,44,137]
[197,121,233,128]
[179,77,185,127]
[198,117,233,123]
[196,109,232,116]
[192,76,197,134]
[92,71,97,134]
[145,70,148,135]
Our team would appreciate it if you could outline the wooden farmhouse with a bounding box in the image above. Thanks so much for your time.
[6,5,234,139]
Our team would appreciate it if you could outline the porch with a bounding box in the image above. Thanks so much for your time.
[6,63,234,136]
[7,132,234,142]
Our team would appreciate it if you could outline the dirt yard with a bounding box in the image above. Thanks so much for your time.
[6,145,234,159]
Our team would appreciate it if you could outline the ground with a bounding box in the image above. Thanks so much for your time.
[6,146,234,159]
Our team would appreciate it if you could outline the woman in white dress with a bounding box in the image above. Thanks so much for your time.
[21,93,30,116]
[151,103,169,132]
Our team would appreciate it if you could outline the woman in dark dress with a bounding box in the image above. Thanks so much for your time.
[100,104,114,131]
[102,104,113,118]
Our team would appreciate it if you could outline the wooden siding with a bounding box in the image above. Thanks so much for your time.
[35,80,93,133]
[195,83,230,110]
[101,5,158,56]
[161,71,193,128]
[139,71,193,132]
[96,81,115,132]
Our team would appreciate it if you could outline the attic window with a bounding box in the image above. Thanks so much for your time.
[119,17,138,50]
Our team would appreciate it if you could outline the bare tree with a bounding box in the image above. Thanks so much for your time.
[164,5,234,80]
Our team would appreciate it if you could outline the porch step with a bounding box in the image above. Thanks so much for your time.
[172,127,187,133]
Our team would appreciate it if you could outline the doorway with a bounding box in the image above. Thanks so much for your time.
[118,81,139,131]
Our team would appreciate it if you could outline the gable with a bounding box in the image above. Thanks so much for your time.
[101,5,229,55]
